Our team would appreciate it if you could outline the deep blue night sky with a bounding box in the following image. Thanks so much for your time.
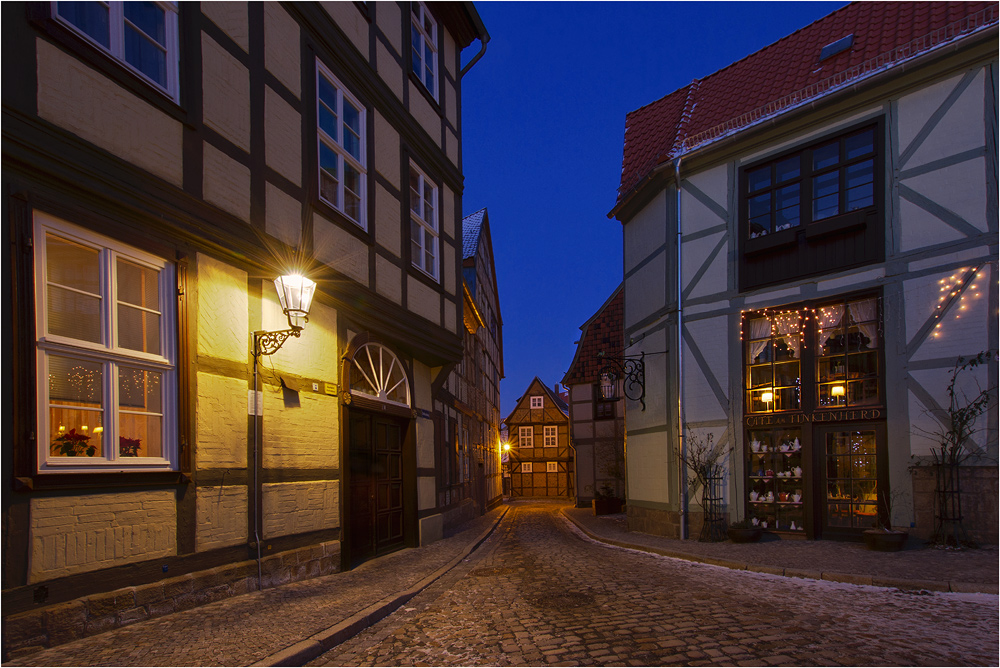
[459,2,845,418]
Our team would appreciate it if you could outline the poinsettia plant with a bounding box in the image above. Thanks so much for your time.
[119,437,142,457]
[53,429,96,457]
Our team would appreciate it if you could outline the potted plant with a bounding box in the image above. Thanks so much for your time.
[52,428,96,457]
[676,431,733,541]
[119,436,142,457]
[912,351,996,547]
[863,490,909,552]
[727,517,763,543]
[592,484,623,515]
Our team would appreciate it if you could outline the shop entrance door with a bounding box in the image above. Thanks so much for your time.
[347,410,406,566]
[817,424,884,536]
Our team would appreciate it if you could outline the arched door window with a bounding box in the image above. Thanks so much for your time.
[349,343,411,407]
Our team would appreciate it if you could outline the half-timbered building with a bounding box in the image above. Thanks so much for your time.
[505,378,574,498]
[610,2,997,542]
[563,286,626,507]
[2,1,488,655]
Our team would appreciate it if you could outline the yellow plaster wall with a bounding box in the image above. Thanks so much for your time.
[196,485,249,551]
[262,481,340,538]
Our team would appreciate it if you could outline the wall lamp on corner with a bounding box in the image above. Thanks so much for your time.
[253,274,317,359]
[597,351,646,411]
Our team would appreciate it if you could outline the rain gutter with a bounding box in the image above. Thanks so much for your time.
[609,23,997,221]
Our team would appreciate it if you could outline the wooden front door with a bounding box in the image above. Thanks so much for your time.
[348,410,406,566]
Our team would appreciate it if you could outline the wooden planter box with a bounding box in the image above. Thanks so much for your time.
[863,529,909,552]
[727,526,763,543]
[592,497,623,515]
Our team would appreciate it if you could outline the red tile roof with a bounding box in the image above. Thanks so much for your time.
[562,286,624,386]
[614,1,998,210]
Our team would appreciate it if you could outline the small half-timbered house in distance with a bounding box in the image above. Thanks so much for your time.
[505,378,573,498]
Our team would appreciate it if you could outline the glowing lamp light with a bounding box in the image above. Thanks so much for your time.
[831,385,846,397]
[502,442,511,452]
[274,274,317,330]
[761,391,774,403]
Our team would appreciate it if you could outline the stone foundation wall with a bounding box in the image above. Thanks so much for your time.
[911,466,998,544]
[3,540,340,660]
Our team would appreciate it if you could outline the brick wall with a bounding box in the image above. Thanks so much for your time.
[35,39,183,187]
[29,492,177,583]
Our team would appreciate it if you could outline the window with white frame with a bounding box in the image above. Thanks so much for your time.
[546,461,558,473]
[543,426,557,447]
[54,1,180,101]
[518,426,532,449]
[409,164,438,279]
[410,1,437,99]
[521,462,533,474]
[318,62,367,228]
[34,212,176,470]
[529,395,543,409]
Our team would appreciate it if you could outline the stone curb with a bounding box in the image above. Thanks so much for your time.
[251,506,510,667]
[560,509,996,595]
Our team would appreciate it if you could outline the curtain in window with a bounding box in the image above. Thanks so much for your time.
[816,304,845,348]
[749,317,771,362]
[775,315,801,359]
[848,298,879,350]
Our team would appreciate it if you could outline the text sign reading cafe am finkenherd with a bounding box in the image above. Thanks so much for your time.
[745,408,883,428]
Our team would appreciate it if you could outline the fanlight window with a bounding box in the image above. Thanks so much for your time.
[349,343,411,407]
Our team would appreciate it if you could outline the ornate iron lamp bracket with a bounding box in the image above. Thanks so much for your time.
[253,328,301,359]
[598,351,646,411]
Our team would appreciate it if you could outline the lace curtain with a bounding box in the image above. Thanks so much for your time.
[848,298,879,350]
[748,318,771,363]
[774,315,801,359]
[816,304,845,350]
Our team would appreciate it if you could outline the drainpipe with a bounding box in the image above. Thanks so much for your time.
[675,156,688,540]
[460,32,490,79]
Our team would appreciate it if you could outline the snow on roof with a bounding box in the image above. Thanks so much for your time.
[462,208,487,260]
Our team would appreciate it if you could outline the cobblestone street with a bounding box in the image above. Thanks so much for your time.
[311,501,998,667]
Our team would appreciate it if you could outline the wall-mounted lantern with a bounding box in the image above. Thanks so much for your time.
[596,351,646,411]
[254,274,316,359]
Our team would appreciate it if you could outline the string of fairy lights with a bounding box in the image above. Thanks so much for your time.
[738,260,992,346]
[932,263,986,339]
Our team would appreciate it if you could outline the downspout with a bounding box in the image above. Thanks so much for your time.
[675,156,687,540]
[460,32,490,79]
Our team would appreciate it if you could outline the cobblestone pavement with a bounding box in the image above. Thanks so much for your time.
[311,501,999,667]
[4,510,504,667]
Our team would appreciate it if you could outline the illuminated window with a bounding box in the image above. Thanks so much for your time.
[35,212,176,471]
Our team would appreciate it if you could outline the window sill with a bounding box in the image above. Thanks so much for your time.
[15,471,190,493]
[408,71,442,112]
[745,227,799,255]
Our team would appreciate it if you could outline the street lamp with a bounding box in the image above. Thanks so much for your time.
[596,351,646,410]
[254,274,316,359]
